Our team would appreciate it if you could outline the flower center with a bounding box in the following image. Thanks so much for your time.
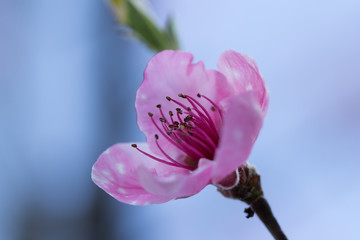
[132,93,223,171]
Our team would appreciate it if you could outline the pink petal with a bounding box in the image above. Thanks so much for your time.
[217,50,269,113]
[91,143,185,205]
[136,50,232,157]
[212,92,264,183]
[138,158,213,199]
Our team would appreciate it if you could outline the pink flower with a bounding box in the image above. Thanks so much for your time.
[92,50,268,205]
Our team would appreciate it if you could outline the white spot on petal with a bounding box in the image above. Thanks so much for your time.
[104,149,110,154]
[232,70,240,79]
[130,201,137,205]
[117,163,125,174]
[141,94,147,100]
[93,175,110,185]
[246,84,253,91]
[118,188,126,194]
[102,170,114,180]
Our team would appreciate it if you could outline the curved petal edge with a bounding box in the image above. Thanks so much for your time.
[212,92,264,183]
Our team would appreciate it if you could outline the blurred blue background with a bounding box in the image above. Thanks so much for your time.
[1,0,359,239]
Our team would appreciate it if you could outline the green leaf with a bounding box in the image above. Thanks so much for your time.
[110,0,180,52]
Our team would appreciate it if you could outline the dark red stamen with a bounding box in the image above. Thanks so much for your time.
[198,93,223,120]
[185,95,219,137]
[154,134,194,170]
[134,93,222,171]
[131,144,187,168]
[149,115,199,159]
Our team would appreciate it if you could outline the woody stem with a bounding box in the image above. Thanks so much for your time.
[217,164,288,240]
[250,196,288,240]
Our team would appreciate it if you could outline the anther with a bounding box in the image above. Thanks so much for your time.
[160,118,166,123]
[155,134,159,140]
[178,93,186,98]
[148,112,153,117]
[187,107,191,111]
[166,96,171,101]
[169,124,174,128]
[131,144,137,148]
[197,93,201,98]
[169,111,173,116]
[211,106,216,111]
[156,104,161,108]
[184,115,193,122]
[176,108,183,114]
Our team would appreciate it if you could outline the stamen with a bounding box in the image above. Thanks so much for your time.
[131,143,186,169]
[191,126,218,149]
[184,136,214,159]
[184,95,219,139]
[187,111,218,143]
[169,131,207,159]
[161,121,170,133]
[149,115,199,159]
[168,111,175,125]
[168,99,216,142]
[157,104,170,125]
[198,93,223,119]
[176,108,183,114]
[176,111,184,123]
[184,115,193,122]
[168,97,189,111]
[154,134,194,170]
[178,125,213,154]
[141,93,223,170]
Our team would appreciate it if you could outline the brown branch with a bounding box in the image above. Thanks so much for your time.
[217,164,288,240]
[251,196,288,240]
